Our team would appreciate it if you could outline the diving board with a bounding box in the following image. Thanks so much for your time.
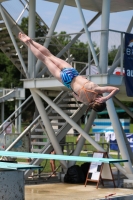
[0,162,42,170]
[0,151,128,164]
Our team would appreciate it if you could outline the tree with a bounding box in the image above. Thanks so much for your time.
[0,51,22,88]
[108,45,118,65]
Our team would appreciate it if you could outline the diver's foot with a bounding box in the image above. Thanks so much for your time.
[18,32,31,43]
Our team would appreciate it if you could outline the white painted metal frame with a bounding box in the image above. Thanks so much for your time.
[106,95,133,175]
[74,0,133,175]
[1,0,133,177]
[32,89,127,176]
[37,12,101,78]
[28,0,36,78]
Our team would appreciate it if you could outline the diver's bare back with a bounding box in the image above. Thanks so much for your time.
[71,75,98,94]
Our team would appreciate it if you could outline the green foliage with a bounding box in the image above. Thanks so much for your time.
[19,17,29,35]
[108,45,118,65]
[0,51,8,70]
[71,41,88,62]
[56,31,71,45]
[19,17,99,65]
[0,51,22,88]
[20,16,48,37]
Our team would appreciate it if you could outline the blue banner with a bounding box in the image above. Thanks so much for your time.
[124,33,133,96]
[110,134,133,152]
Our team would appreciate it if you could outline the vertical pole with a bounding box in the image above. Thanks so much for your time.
[1,102,4,123]
[15,100,18,133]
[88,33,91,75]
[28,0,36,78]
[106,96,133,174]
[18,100,22,134]
[99,0,110,73]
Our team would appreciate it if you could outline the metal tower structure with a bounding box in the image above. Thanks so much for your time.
[0,0,133,179]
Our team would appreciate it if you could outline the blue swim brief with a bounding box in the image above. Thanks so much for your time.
[60,68,79,89]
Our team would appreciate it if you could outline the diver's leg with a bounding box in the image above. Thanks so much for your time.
[18,32,73,70]
[18,33,62,81]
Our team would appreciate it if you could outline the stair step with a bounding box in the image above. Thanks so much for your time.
[0,41,5,45]
[10,54,18,58]
[0,29,7,34]
[31,149,42,153]
[52,110,75,114]
[5,47,11,52]
[34,129,44,132]
[3,39,22,48]
[14,59,21,64]
[31,135,48,139]
[10,49,17,53]
[4,43,16,47]
[58,104,79,107]
[34,127,59,132]
[63,98,79,102]
[48,116,63,119]
[0,34,9,39]
[31,142,48,145]
[51,122,65,126]
[0,36,10,41]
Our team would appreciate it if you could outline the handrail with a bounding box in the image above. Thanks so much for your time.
[0,95,32,130]
[0,97,33,136]
[4,90,70,151]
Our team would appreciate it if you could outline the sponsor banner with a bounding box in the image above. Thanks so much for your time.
[110,134,133,152]
[124,33,133,96]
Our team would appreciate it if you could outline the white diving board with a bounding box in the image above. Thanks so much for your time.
[0,161,42,170]
[0,151,128,164]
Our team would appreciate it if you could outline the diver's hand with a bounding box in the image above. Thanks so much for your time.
[95,96,107,103]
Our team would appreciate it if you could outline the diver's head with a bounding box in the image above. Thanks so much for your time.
[89,101,106,112]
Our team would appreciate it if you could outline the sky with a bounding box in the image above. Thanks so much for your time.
[2,0,133,48]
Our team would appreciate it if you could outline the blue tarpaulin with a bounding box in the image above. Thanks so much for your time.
[110,134,133,151]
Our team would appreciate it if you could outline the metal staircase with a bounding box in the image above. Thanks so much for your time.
[30,91,86,153]
[25,92,87,179]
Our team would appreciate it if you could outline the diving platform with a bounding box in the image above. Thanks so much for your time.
[45,0,133,13]
[0,161,42,170]
[0,151,128,164]
[22,75,132,101]
[22,75,124,90]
